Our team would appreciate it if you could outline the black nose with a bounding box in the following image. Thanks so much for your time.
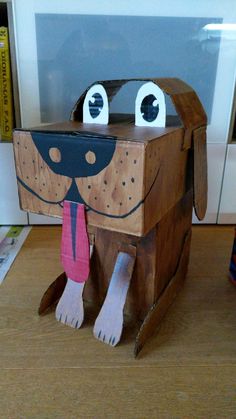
[31,131,116,178]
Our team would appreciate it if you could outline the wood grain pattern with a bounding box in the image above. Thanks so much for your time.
[82,190,193,323]
[193,126,208,220]
[75,141,144,215]
[0,225,235,418]
[135,229,192,357]
[144,129,189,232]
[1,367,236,418]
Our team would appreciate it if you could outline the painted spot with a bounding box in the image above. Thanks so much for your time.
[49,147,61,163]
[85,150,96,165]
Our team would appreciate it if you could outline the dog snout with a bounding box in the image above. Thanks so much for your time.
[31,131,117,179]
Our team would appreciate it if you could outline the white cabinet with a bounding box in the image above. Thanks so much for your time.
[28,213,62,225]
[0,143,28,224]
[218,144,236,223]
[1,0,236,225]
[12,0,236,144]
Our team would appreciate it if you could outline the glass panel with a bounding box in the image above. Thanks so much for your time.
[35,14,222,123]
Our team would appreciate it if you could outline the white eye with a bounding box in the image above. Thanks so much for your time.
[135,82,166,127]
[83,84,109,124]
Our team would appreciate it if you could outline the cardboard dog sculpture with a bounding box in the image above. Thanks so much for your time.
[13,78,207,356]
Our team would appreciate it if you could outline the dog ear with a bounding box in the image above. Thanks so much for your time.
[135,81,166,127]
[151,78,207,220]
[83,84,109,124]
[193,126,208,220]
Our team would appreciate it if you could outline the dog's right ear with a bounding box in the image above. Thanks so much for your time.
[193,126,208,220]
[83,84,109,125]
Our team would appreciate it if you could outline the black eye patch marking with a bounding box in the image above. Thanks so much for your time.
[31,131,116,179]
[141,94,159,122]
[89,93,104,119]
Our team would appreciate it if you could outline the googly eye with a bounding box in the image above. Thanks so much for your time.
[135,82,166,127]
[83,84,109,124]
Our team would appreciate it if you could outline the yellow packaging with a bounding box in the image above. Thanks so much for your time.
[0,27,14,141]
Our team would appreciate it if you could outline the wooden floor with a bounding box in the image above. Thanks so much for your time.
[0,225,236,418]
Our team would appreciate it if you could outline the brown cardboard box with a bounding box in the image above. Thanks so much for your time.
[13,78,207,236]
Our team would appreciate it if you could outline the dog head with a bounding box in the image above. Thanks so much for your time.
[13,78,207,236]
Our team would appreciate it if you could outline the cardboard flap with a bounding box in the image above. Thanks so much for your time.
[156,79,207,149]
[193,126,208,220]
[70,78,207,146]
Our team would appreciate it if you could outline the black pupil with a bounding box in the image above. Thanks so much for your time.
[141,94,159,122]
[89,93,104,119]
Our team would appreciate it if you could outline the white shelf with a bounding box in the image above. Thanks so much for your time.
[28,213,62,225]
[218,144,236,223]
[1,0,236,225]
[0,142,28,224]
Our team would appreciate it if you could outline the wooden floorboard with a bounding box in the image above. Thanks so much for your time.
[0,225,236,418]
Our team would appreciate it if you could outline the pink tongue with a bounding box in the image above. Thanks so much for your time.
[61,201,90,283]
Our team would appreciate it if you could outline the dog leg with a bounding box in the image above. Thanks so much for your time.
[93,250,135,346]
[56,244,93,328]
[56,201,91,328]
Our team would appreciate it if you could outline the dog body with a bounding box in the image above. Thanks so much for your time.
[13,78,207,354]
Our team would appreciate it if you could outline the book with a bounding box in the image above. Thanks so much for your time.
[0,226,31,283]
[0,26,14,141]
